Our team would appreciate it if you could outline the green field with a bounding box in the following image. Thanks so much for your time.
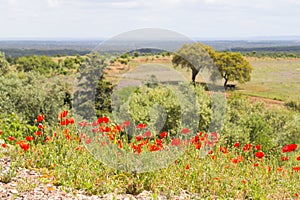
[236,57,300,101]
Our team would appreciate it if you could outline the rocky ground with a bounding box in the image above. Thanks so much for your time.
[0,156,194,200]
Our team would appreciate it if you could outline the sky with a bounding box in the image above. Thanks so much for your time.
[1,0,300,39]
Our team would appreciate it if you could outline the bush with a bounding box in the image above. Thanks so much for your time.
[0,72,71,125]
[122,84,211,135]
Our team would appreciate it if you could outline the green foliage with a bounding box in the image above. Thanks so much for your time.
[285,100,300,112]
[0,113,37,144]
[16,55,58,74]
[127,84,211,134]
[172,43,214,84]
[0,72,71,125]
[0,52,10,76]
[222,94,300,149]
[214,52,253,87]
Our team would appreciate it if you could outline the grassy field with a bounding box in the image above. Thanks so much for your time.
[110,56,300,103]
[237,57,300,102]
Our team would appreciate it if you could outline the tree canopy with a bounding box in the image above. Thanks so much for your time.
[0,52,9,76]
[172,43,253,87]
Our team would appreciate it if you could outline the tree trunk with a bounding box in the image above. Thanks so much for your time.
[224,78,228,88]
[192,69,199,86]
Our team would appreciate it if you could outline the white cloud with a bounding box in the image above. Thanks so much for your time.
[47,0,59,7]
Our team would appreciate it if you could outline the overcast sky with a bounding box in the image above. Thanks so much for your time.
[1,0,300,39]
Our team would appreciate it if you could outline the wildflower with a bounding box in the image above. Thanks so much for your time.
[194,143,201,149]
[277,167,283,172]
[122,120,130,127]
[255,151,264,159]
[220,146,228,154]
[242,180,247,184]
[253,163,259,167]
[35,131,43,136]
[65,134,71,140]
[8,136,15,141]
[59,110,68,119]
[136,123,146,129]
[118,140,123,149]
[60,119,70,126]
[181,128,190,134]
[69,118,75,125]
[18,141,30,151]
[160,132,168,139]
[281,156,289,161]
[75,146,83,151]
[208,150,214,154]
[38,123,44,129]
[113,125,122,133]
[282,144,297,153]
[37,114,44,122]
[255,145,261,150]
[45,136,51,143]
[297,156,300,161]
[211,155,216,160]
[1,143,7,148]
[243,143,252,151]
[0,130,2,135]
[171,138,181,146]
[185,164,190,170]
[231,156,244,163]
[234,142,240,148]
[143,131,151,138]
[26,136,34,141]
[293,166,300,172]
[85,137,92,144]
[98,116,109,124]
[136,135,143,141]
[149,144,161,152]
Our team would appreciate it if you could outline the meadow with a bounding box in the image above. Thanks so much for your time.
[0,51,300,199]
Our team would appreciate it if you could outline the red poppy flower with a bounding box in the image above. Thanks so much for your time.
[98,116,109,124]
[281,156,289,161]
[181,128,190,134]
[297,156,300,161]
[194,143,201,149]
[37,114,44,122]
[185,164,190,170]
[231,156,244,163]
[253,163,259,167]
[113,125,122,132]
[208,150,214,154]
[234,142,240,148]
[136,123,146,129]
[243,143,252,151]
[118,140,123,149]
[136,135,143,141]
[18,141,30,151]
[0,130,3,135]
[35,131,43,136]
[255,145,261,150]
[65,134,71,140]
[1,143,7,148]
[293,166,300,172]
[38,124,44,129]
[220,146,228,154]
[60,119,70,126]
[160,132,168,139]
[255,151,264,159]
[171,138,181,146]
[45,136,51,143]
[59,110,68,119]
[99,126,111,132]
[69,118,75,125]
[149,144,161,152]
[122,120,130,127]
[282,144,297,153]
[8,136,15,141]
[143,131,151,138]
[26,136,34,141]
